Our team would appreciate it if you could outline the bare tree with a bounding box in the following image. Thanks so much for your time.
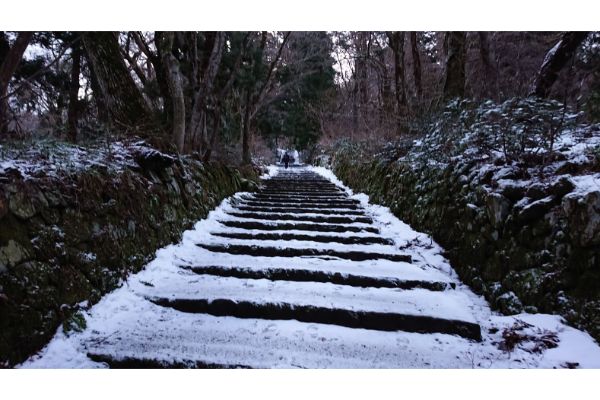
[242,31,291,164]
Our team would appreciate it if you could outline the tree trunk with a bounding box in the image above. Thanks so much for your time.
[410,32,422,101]
[387,31,407,133]
[67,41,81,142]
[203,106,221,162]
[189,32,225,152]
[82,32,155,131]
[145,31,173,128]
[478,32,497,98]
[156,32,186,153]
[242,89,252,165]
[354,32,369,109]
[443,31,467,101]
[529,32,589,98]
[0,31,33,132]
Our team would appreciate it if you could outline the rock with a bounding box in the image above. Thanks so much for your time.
[0,192,8,220]
[496,291,524,314]
[457,174,469,185]
[0,240,30,271]
[523,305,538,314]
[555,161,581,175]
[240,178,258,192]
[549,177,575,199]
[9,191,37,219]
[517,196,555,222]
[525,183,548,201]
[470,276,486,295]
[563,190,600,247]
[134,148,175,172]
[500,182,526,202]
[486,193,511,227]
[43,190,67,207]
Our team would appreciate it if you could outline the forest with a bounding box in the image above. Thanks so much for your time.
[1,32,598,161]
[2,31,600,371]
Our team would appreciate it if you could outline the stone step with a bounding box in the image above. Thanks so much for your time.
[256,193,347,199]
[239,196,360,207]
[249,196,353,204]
[236,200,362,210]
[217,220,379,234]
[265,182,333,187]
[81,307,482,368]
[87,353,249,369]
[210,231,392,245]
[197,243,411,262]
[260,186,342,192]
[225,211,373,224]
[251,192,353,199]
[180,265,453,291]
[149,298,481,341]
[261,184,339,190]
[256,192,349,199]
[258,191,344,196]
[234,206,366,216]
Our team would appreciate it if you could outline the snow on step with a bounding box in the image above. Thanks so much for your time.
[235,200,362,209]
[224,211,373,224]
[179,265,452,291]
[208,225,385,239]
[234,206,366,216]
[196,243,412,262]
[199,235,400,255]
[217,219,380,234]
[174,248,452,284]
[209,231,394,245]
[131,274,477,326]
[76,291,482,368]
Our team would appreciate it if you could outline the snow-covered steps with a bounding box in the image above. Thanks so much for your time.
[150,297,481,341]
[135,274,479,340]
[234,206,366,216]
[180,265,454,291]
[259,189,346,196]
[249,194,358,202]
[260,187,343,193]
[196,243,412,262]
[23,166,494,368]
[79,296,484,369]
[209,231,394,245]
[225,211,373,224]
[217,219,380,233]
[235,200,362,210]
[175,251,452,285]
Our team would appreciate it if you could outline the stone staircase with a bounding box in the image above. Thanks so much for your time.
[80,167,483,368]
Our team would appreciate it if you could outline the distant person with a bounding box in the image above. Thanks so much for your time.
[282,152,290,169]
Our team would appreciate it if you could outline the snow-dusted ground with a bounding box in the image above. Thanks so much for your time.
[20,166,600,368]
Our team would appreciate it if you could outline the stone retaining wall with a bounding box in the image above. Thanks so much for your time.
[330,149,600,343]
[0,158,257,366]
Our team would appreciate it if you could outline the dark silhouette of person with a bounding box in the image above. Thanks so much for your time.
[282,152,290,169]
